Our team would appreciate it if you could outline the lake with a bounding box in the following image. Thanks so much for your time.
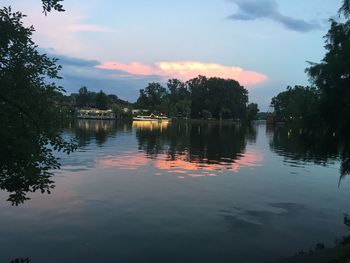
[1,120,349,263]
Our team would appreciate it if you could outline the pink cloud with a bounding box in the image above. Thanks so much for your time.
[100,62,154,75]
[17,4,114,57]
[96,61,268,85]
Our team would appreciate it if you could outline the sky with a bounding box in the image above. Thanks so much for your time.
[2,0,342,110]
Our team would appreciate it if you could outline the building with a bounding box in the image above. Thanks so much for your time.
[77,109,116,120]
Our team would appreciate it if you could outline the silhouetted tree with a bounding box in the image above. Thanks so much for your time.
[76,86,90,108]
[187,75,209,118]
[167,79,191,117]
[0,7,76,205]
[247,103,259,121]
[96,90,110,110]
[41,0,64,14]
[270,86,320,125]
[305,1,350,131]
[340,0,350,18]
[135,76,250,120]
[188,76,248,120]
[136,82,168,112]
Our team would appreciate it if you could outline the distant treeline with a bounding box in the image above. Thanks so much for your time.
[54,87,132,117]
[56,76,260,121]
[135,76,259,121]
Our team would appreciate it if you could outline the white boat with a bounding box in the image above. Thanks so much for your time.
[133,113,171,122]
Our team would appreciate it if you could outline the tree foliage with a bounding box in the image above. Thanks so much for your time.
[96,90,110,110]
[271,0,350,132]
[73,87,131,111]
[136,82,168,112]
[271,86,320,125]
[167,79,191,117]
[76,86,92,108]
[135,76,252,120]
[340,0,350,18]
[0,7,75,205]
[247,103,259,121]
[304,0,350,131]
[189,76,248,119]
[41,0,65,14]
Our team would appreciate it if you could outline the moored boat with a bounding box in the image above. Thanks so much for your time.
[133,113,171,122]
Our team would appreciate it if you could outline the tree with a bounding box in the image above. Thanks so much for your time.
[306,5,350,131]
[206,77,248,120]
[0,7,76,205]
[187,75,209,119]
[340,0,350,18]
[136,82,168,112]
[247,103,259,121]
[96,90,110,110]
[76,86,90,108]
[135,76,250,120]
[41,0,65,14]
[188,76,248,120]
[167,79,191,117]
[270,86,320,125]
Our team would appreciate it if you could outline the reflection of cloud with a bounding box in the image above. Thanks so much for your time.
[98,154,148,171]
[96,61,268,86]
[97,150,263,178]
[228,0,321,33]
[154,151,263,177]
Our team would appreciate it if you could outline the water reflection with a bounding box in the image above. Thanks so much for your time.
[135,122,253,159]
[2,121,350,263]
[73,119,130,146]
[3,119,350,205]
[11,259,30,263]
[132,120,169,131]
[99,121,263,178]
[269,125,350,181]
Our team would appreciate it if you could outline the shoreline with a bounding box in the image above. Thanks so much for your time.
[274,244,350,263]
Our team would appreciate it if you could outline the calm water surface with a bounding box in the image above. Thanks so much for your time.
[1,120,350,263]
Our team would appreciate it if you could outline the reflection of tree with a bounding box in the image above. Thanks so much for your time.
[135,122,256,165]
[269,125,350,180]
[73,120,130,147]
[187,124,247,164]
[10,258,30,263]
[0,118,128,205]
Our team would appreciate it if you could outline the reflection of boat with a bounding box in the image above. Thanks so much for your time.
[133,114,171,122]
[132,120,169,130]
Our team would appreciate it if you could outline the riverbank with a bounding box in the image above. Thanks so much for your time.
[274,245,350,263]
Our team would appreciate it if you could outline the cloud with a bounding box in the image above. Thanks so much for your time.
[43,51,159,101]
[44,51,267,103]
[17,4,114,57]
[96,61,268,86]
[51,52,100,67]
[228,0,321,32]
